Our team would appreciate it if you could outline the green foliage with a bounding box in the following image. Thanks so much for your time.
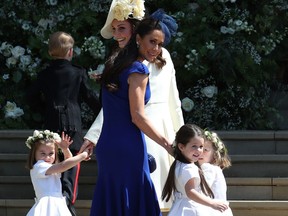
[0,0,288,130]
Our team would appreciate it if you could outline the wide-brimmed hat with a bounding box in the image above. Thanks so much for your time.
[100,0,145,39]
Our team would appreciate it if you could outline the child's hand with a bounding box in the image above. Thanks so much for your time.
[58,132,73,150]
[211,200,229,212]
[79,139,94,160]
[79,147,91,161]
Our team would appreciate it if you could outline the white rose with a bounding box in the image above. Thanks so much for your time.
[38,18,50,30]
[46,0,57,6]
[5,104,24,119]
[220,26,229,34]
[12,107,24,118]
[113,1,132,21]
[4,101,16,112]
[181,97,194,112]
[11,46,25,59]
[6,57,17,68]
[0,42,13,57]
[3,74,9,80]
[44,130,50,135]
[53,133,61,142]
[201,85,218,98]
[20,55,32,66]
[33,130,40,137]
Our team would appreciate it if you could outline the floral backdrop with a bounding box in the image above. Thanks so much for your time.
[0,0,288,130]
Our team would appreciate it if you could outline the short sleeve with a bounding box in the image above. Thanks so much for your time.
[126,61,149,76]
[179,163,200,186]
[201,163,217,187]
[33,160,52,178]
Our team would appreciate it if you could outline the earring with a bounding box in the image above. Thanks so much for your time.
[136,42,139,48]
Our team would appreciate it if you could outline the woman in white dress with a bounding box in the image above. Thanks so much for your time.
[25,130,89,216]
[162,124,229,216]
[198,130,234,216]
[81,0,184,209]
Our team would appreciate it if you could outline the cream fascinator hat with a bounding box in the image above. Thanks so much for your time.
[100,0,145,39]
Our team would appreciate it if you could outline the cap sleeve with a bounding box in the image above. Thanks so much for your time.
[33,160,52,178]
[126,61,149,76]
[179,163,200,186]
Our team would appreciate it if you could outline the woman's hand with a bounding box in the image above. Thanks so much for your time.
[79,139,95,160]
[162,137,174,156]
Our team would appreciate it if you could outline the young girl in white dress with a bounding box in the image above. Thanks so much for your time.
[25,130,89,216]
[198,130,234,216]
[162,124,229,216]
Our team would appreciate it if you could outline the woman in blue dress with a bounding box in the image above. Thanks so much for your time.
[89,17,173,216]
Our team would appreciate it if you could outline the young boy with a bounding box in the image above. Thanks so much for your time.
[26,31,101,216]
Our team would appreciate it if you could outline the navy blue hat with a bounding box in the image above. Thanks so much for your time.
[150,9,178,46]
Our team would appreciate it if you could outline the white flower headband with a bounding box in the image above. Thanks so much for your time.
[204,130,225,152]
[25,130,61,149]
[113,0,145,21]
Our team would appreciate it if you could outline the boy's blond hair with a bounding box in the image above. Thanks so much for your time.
[48,31,74,58]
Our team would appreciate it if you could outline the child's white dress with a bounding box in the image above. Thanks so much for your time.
[168,161,213,216]
[26,160,72,216]
[201,163,234,216]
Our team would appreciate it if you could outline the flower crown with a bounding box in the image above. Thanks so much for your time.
[113,0,145,21]
[25,130,61,149]
[204,130,225,152]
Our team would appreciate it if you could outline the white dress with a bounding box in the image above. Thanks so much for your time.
[84,48,184,209]
[26,160,72,216]
[201,163,234,216]
[168,161,213,216]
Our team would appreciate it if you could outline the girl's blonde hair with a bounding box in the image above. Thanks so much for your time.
[48,31,74,58]
[204,130,231,169]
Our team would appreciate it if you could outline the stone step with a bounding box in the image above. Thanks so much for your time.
[217,130,288,155]
[2,130,288,155]
[0,130,31,154]
[230,200,288,216]
[223,155,288,177]
[0,199,287,216]
[227,177,288,200]
[2,176,288,200]
[2,153,288,178]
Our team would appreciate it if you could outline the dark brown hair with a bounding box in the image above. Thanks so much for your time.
[101,17,166,92]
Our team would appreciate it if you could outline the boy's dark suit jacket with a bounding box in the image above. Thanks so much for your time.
[26,59,101,151]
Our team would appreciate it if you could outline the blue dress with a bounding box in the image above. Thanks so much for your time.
[90,61,161,216]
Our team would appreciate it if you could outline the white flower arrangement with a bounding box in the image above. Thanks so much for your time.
[201,85,218,98]
[4,101,24,119]
[204,130,224,152]
[11,46,25,59]
[113,0,145,21]
[25,130,61,149]
[81,36,106,59]
[181,97,194,112]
